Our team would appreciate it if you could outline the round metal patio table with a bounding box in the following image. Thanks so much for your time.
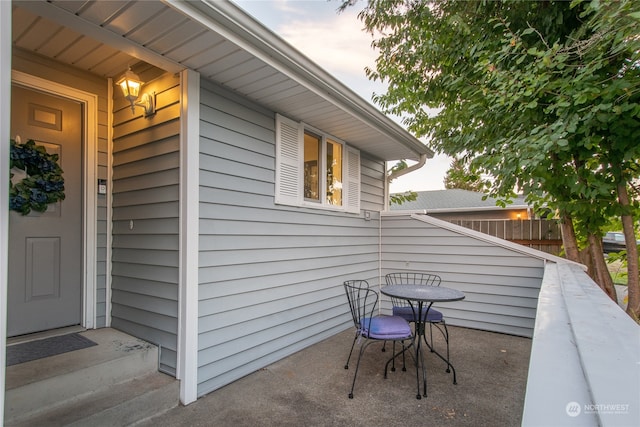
[380,284,465,399]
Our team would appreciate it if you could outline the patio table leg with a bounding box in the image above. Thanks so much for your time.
[415,301,428,398]
[420,302,458,386]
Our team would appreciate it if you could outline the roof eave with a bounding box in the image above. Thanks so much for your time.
[166,0,433,161]
[424,205,530,213]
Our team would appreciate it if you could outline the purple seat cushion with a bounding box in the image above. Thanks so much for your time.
[361,316,411,339]
[393,306,444,322]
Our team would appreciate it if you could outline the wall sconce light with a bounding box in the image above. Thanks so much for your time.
[116,67,155,116]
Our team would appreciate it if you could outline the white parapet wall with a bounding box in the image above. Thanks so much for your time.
[522,262,639,426]
[380,212,570,338]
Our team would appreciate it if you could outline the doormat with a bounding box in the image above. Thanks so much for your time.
[6,333,98,366]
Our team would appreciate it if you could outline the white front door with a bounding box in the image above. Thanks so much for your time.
[8,85,83,337]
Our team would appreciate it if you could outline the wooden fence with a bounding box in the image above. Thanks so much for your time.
[449,219,564,256]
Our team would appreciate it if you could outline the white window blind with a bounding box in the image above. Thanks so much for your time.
[275,114,302,206]
[345,146,361,213]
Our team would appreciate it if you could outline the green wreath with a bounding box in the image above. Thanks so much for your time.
[9,138,65,215]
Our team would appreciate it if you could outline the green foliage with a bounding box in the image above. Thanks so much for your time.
[390,191,417,206]
[9,138,65,215]
[389,159,409,176]
[606,250,636,286]
[443,157,485,191]
[354,0,640,243]
[388,160,417,205]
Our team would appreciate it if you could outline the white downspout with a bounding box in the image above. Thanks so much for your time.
[385,154,428,208]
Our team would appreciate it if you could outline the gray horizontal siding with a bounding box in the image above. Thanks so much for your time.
[381,214,545,337]
[96,79,109,328]
[360,158,385,211]
[196,79,385,397]
[111,71,181,375]
[96,194,108,328]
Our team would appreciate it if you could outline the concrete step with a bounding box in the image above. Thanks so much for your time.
[4,328,179,426]
[8,372,179,427]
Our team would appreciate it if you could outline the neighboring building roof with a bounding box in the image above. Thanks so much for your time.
[390,189,529,212]
[13,0,433,162]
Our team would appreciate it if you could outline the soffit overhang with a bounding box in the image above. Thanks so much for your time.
[13,0,433,161]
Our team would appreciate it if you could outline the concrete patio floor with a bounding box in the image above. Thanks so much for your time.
[141,326,532,427]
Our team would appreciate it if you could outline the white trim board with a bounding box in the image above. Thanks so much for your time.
[177,68,200,405]
[1,2,13,421]
[382,211,580,267]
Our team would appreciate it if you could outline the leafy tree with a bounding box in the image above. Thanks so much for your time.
[388,160,417,205]
[390,190,417,206]
[342,0,640,320]
[443,157,484,192]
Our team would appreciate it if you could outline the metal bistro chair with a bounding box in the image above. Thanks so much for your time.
[385,272,452,367]
[343,280,413,399]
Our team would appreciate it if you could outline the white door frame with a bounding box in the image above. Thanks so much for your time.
[10,70,99,330]
[1,3,11,421]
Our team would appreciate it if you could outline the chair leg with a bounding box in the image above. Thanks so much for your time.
[442,321,451,374]
[344,332,358,370]
[388,340,408,373]
[349,341,372,398]
[429,322,435,352]
[431,321,456,383]
[401,340,407,371]
[391,341,396,371]
[431,322,450,371]
[384,339,411,379]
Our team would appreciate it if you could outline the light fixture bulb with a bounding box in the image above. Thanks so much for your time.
[116,68,154,115]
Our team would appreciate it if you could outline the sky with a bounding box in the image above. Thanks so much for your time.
[233,0,452,192]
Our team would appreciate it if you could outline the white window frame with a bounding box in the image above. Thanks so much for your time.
[275,114,360,213]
